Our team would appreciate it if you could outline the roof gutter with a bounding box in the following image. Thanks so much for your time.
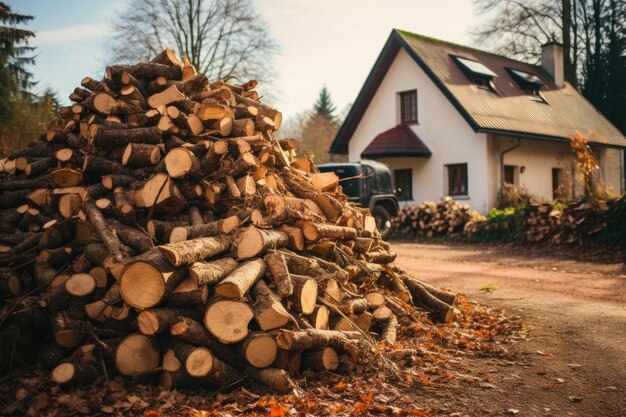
[479,128,626,150]
[500,137,521,188]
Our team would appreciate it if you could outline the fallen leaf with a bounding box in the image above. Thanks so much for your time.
[351,402,369,415]
[269,403,285,417]
[410,410,430,417]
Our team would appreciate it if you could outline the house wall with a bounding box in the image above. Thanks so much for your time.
[488,135,625,203]
[487,136,578,204]
[597,147,625,195]
[347,48,491,214]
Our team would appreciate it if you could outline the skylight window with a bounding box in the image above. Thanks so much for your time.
[507,68,547,103]
[508,68,544,89]
[452,56,497,79]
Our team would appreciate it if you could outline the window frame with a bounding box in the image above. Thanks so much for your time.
[399,90,418,124]
[552,167,563,199]
[394,168,413,200]
[504,165,517,186]
[447,163,469,196]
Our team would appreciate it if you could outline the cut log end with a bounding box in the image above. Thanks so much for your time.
[204,300,254,344]
[115,334,160,377]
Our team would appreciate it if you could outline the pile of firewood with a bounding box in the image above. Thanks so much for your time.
[464,201,608,245]
[394,197,473,238]
[0,49,458,392]
[523,201,607,245]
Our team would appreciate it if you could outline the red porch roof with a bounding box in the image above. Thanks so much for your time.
[360,124,431,159]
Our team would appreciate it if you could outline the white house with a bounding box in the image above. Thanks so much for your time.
[330,29,626,214]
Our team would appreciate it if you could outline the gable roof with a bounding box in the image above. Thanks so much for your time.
[361,124,431,159]
[330,29,626,154]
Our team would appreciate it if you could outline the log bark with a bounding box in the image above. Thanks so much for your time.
[89,125,162,149]
[83,201,126,261]
[170,316,242,370]
[159,235,231,266]
[137,307,198,336]
[232,226,289,259]
[291,274,318,315]
[214,258,266,299]
[188,257,238,286]
[166,284,208,306]
[302,347,339,371]
[51,362,100,385]
[122,143,161,166]
[302,222,358,241]
[402,277,455,323]
[381,314,398,344]
[168,215,239,242]
[249,279,292,331]
[276,329,364,351]
[245,367,295,394]
[263,252,293,298]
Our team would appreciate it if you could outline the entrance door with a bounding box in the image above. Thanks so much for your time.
[552,168,563,199]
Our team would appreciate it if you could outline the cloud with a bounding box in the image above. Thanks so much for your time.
[34,23,111,45]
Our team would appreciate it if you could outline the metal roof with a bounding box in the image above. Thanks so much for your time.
[330,30,626,154]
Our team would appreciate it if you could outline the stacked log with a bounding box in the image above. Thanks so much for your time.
[523,201,608,245]
[394,197,473,237]
[0,49,458,392]
[463,201,609,245]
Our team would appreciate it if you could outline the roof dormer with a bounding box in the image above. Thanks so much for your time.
[452,55,498,93]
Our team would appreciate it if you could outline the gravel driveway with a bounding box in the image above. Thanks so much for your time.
[392,242,626,417]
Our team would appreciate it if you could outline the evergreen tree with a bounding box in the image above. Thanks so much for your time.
[313,86,337,122]
[0,2,36,121]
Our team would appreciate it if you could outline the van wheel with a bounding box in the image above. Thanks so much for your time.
[372,205,393,240]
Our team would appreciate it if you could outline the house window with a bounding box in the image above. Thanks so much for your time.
[447,163,468,196]
[552,168,563,199]
[504,165,516,185]
[394,169,413,200]
[399,90,417,124]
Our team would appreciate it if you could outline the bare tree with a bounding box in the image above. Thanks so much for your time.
[471,0,563,63]
[108,0,278,83]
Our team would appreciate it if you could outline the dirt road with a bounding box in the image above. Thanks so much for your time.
[393,242,626,417]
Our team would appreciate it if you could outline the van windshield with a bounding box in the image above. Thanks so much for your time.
[317,165,361,198]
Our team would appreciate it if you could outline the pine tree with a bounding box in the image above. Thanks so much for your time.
[0,2,36,121]
[313,86,337,123]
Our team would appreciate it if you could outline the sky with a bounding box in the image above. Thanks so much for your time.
[9,0,479,119]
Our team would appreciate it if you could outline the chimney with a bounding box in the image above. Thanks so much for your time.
[541,42,564,88]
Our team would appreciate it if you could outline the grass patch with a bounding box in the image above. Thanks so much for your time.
[479,284,498,293]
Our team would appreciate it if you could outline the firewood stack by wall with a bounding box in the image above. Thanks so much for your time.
[0,49,458,392]
[394,197,473,238]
